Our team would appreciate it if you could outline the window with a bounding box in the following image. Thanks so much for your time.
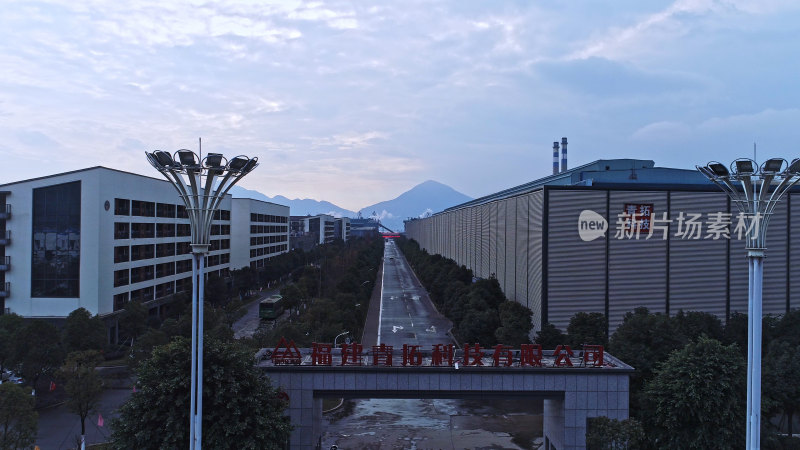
[131,223,154,239]
[156,243,175,258]
[113,292,128,311]
[130,286,153,303]
[114,246,129,263]
[131,200,155,217]
[114,222,130,239]
[221,239,230,249]
[156,223,175,238]
[131,244,154,261]
[155,281,174,298]
[221,210,230,220]
[176,259,192,274]
[176,241,191,255]
[175,277,191,293]
[156,262,175,278]
[114,198,130,215]
[176,223,191,237]
[130,265,154,283]
[31,181,81,297]
[176,205,189,218]
[156,203,175,218]
[114,269,129,287]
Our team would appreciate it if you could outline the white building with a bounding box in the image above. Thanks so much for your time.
[0,167,290,333]
[303,214,336,244]
[230,198,290,272]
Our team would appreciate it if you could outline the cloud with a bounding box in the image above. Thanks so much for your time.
[632,121,692,141]
[16,130,61,149]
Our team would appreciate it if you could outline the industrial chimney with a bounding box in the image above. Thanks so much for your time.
[552,142,560,175]
[560,137,568,173]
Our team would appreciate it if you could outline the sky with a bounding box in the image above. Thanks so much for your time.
[2,0,800,211]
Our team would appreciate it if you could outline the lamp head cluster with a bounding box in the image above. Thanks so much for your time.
[146,149,258,175]
[697,157,800,181]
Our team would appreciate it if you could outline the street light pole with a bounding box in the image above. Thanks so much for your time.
[146,149,258,450]
[697,157,800,449]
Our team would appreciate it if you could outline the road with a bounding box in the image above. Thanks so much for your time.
[232,287,282,339]
[376,239,454,348]
[323,239,543,449]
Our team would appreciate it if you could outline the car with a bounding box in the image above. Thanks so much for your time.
[0,369,23,385]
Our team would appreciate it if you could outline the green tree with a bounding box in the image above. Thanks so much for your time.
[763,340,800,437]
[567,312,608,347]
[586,417,645,450]
[111,337,291,449]
[672,310,724,342]
[13,319,64,394]
[59,351,105,449]
[608,307,686,415]
[0,313,24,372]
[642,337,745,448]
[63,308,107,354]
[534,323,566,349]
[0,383,38,450]
[495,301,533,347]
[118,301,148,345]
[280,284,303,315]
[204,273,229,306]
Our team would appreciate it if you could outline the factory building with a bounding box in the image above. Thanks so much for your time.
[0,167,290,334]
[405,156,800,335]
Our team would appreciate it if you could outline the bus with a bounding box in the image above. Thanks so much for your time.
[259,294,284,320]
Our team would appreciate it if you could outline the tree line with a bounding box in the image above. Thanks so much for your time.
[397,237,533,347]
[546,308,800,449]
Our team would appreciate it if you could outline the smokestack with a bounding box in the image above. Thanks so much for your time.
[560,137,568,173]
[552,142,560,175]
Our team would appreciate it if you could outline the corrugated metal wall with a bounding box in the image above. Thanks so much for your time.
[528,191,544,332]
[504,198,517,299]
[515,195,529,307]
[403,186,799,336]
[547,190,607,330]
[607,191,669,329]
[668,192,728,318]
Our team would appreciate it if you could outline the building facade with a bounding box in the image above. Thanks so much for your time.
[0,167,290,330]
[405,159,800,336]
[230,198,289,272]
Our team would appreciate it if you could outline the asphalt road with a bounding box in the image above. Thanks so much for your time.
[377,239,454,348]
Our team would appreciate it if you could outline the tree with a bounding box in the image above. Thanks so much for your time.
[672,310,724,342]
[13,319,64,394]
[63,308,107,354]
[118,301,148,345]
[763,340,800,437]
[534,323,566,349]
[111,337,292,449]
[280,284,303,315]
[205,273,229,306]
[567,312,608,347]
[59,351,104,449]
[642,337,745,448]
[0,383,38,450]
[0,313,23,372]
[495,301,533,347]
[586,417,645,450]
[608,307,686,415]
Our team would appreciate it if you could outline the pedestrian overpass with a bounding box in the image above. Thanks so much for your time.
[259,343,633,450]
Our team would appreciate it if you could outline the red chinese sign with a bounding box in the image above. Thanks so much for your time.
[272,339,606,368]
[623,203,654,232]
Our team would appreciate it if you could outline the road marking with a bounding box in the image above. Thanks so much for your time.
[378,249,385,345]
[392,325,404,333]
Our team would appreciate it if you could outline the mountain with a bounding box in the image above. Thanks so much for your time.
[229,180,472,231]
[358,180,472,232]
[229,185,356,217]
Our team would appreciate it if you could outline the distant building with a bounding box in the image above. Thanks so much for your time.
[405,158,800,337]
[0,167,290,341]
[350,218,381,238]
